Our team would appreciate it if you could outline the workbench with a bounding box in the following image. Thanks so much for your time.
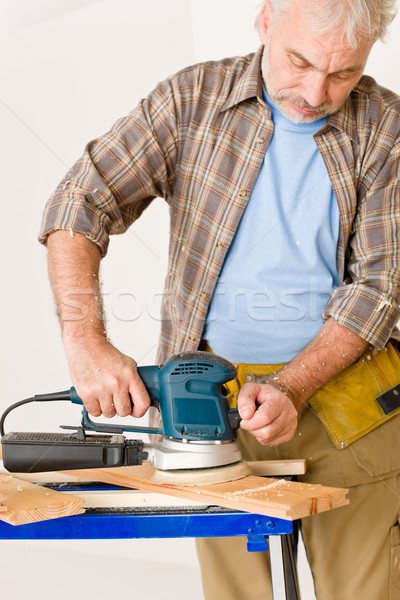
[0,480,301,600]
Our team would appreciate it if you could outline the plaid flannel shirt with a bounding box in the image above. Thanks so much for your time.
[39,46,400,362]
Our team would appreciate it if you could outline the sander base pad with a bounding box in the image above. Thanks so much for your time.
[151,460,250,486]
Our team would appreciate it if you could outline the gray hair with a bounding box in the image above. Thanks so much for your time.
[256,0,398,46]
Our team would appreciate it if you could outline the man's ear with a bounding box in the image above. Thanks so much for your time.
[259,0,273,44]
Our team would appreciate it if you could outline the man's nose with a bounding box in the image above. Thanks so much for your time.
[300,72,328,107]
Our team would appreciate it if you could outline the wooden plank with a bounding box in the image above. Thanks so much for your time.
[1,470,97,484]
[64,464,349,521]
[5,459,305,484]
[1,433,305,481]
[0,474,85,526]
[247,459,306,476]
[63,489,209,509]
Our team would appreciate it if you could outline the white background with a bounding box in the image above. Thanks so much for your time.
[1,1,399,598]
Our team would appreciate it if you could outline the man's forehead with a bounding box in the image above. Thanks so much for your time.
[272,5,372,72]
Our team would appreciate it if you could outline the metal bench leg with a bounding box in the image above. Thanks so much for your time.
[269,533,301,600]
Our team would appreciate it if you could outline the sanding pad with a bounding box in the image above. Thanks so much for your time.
[151,460,251,486]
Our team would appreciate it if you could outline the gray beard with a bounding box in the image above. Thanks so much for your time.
[261,46,340,123]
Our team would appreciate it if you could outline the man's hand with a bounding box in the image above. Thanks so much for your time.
[65,335,151,418]
[237,383,298,446]
[236,318,368,447]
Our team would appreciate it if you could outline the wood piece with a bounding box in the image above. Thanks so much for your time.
[0,474,85,526]
[247,459,306,476]
[64,464,349,521]
[0,458,306,480]
[1,470,97,484]
[0,491,7,512]
[63,489,209,509]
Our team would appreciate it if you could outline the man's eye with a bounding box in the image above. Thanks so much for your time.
[331,72,354,81]
[290,59,308,70]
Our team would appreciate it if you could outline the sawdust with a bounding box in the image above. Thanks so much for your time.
[228,479,287,497]
[0,475,12,484]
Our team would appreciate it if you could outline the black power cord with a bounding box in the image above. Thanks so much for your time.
[0,391,71,437]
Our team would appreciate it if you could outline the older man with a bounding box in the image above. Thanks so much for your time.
[40,0,400,597]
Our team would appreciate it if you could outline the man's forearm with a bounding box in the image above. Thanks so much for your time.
[47,230,106,343]
[45,230,150,418]
[270,317,369,408]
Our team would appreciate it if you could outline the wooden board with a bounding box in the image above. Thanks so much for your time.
[63,489,209,509]
[0,492,7,512]
[247,459,306,476]
[0,470,211,510]
[64,464,349,521]
[0,452,306,478]
[0,474,85,526]
[1,470,98,484]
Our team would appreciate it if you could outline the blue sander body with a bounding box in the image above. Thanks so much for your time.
[1,351,245,477]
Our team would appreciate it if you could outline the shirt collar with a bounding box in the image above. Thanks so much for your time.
[221,46,264,112]
[323,94,359,144]
[222,44,359,144]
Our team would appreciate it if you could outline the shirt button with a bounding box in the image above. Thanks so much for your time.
[257,137,265,144]
[189,335,197,342]
[239,190,247,197]
[200,291,208,300]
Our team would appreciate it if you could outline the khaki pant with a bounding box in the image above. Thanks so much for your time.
[196,353,400,599]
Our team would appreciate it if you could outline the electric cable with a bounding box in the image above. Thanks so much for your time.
[0,391,71,437]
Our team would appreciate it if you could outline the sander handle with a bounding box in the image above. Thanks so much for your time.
[228,407,241,430]
[69,364,164,436]
[70,353,240,441]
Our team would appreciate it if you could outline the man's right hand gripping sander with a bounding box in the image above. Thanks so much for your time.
[1,351,250,484]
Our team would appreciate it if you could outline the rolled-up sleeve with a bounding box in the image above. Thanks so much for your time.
[323,141,400,348]
[39,78,179,257]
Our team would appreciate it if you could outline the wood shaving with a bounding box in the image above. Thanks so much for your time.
[228,479,287,496]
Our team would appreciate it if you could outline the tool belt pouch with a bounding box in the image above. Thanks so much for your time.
[308,342,400,449]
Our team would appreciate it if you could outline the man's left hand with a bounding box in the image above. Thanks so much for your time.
[237,383,298,446]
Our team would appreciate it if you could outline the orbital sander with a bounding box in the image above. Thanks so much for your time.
[0,351,249,485]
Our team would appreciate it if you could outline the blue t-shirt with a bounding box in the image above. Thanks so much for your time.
[203,91,340,364]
